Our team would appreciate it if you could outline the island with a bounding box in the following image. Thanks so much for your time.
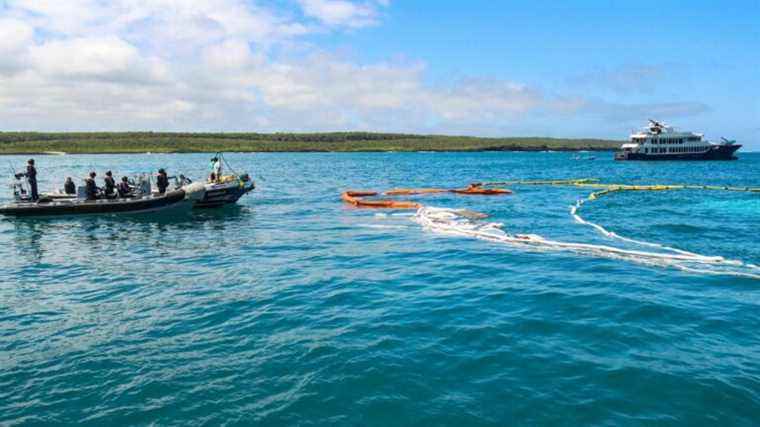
[0,132,620,154]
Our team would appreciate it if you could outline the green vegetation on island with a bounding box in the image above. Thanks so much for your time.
[0,132,620,154]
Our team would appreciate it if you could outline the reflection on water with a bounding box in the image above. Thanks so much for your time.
[11,220,46,262]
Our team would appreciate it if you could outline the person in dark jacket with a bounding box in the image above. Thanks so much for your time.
[117,176,133,198]
[84,172,99,200]
[156,168,169,194]
[14,159,38,201]
[64,177,76,195]
[103,171,116,198]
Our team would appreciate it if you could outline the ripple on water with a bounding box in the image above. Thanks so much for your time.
[1,152,760,425]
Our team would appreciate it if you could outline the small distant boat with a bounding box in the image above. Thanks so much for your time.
[615,120,741,161]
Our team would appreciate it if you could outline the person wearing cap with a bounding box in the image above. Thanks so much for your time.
[85,172,100,200]
[103,171,116,198]
[14,159,38,201]
[156,168,169,194]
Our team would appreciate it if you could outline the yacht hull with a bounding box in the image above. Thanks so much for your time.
[615,144,741,161]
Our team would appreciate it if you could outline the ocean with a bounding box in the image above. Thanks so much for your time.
[1,152,759,425]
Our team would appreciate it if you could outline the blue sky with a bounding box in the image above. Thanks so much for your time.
[0,0,757,146]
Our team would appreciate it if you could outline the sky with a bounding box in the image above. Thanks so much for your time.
[0,0,758,146]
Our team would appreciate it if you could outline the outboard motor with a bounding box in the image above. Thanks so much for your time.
[12,181,29,202]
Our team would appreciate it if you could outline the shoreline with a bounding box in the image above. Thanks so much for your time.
[0,147,618,155]
[0,132,621,155]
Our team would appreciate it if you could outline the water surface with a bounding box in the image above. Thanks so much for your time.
[1,152,759,425]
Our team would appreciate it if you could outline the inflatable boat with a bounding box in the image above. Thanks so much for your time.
[193,174,255,208]
[0,189,190,217]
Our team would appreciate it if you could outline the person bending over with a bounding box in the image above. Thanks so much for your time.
[64,177,76,195]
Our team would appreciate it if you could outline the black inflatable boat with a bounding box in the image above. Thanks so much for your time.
[0,189,189,217]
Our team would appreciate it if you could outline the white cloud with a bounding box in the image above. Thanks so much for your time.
[27,36,169,84]
[0,0,709,136]
[297,0,386,28]
[0,18,34,52]
[0,18,34,73]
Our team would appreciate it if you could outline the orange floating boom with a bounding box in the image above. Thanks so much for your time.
[341,183,512,209]
[450,188,512,195]
[384,188,449,196]
[341,191,421,209]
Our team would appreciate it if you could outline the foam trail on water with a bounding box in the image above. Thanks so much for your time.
[414,206,760,280]
[571,199,705,258]
[358,224,409,230]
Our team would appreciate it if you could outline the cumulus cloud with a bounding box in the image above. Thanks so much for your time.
[27,36,169,84]
[0,18,34,73]
[0,0,709,135]
[297,0,387,28]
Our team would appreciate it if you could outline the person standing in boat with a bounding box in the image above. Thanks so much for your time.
[85,172,100,200]
[14,159,38,201]
[210,156,222,183]
[64,177,76,195]
[103,171,116,198]
[156,168,169,194]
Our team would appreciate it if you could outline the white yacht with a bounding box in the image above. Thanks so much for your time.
[615,120,740,161]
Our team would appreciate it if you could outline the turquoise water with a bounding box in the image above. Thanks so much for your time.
[1,152,759,425]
